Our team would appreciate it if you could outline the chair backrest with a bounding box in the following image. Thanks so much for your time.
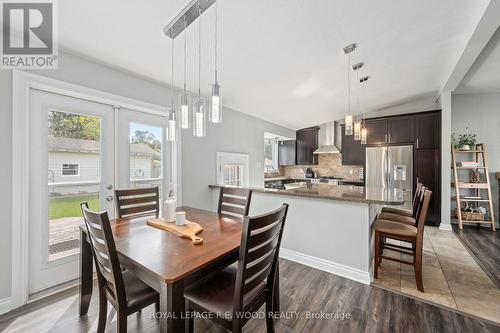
[233,203,289,315]
[416,190,432,239]
[80,203,125,305]
[411,181,424,217]
[217,187,253,217]
[413,186,428,226]
[115,187,160,218]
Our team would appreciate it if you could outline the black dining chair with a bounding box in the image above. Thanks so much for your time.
[80,203,159,333]
[115,187,160,219]
[217,187,253,217]
[184,203,289,333]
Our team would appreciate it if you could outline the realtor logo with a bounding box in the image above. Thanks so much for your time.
[1,0,58,69]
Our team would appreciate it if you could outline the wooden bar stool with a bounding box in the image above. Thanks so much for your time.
[378,182,424,225]
[374,189,432,292]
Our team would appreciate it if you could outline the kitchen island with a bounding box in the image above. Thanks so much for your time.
[209,184,405,284]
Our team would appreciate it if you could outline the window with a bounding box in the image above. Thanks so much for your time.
[217,152,249,187]
[61,163,79,176]
[264,138,278,172]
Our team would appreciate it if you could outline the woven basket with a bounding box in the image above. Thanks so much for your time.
[453,208,485,221]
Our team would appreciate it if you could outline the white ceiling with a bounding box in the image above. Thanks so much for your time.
[455,26,500,94]
[57,0,489,129]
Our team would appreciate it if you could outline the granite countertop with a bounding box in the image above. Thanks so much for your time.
[210,184,404,205]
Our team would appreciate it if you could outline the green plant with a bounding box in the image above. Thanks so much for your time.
[451,128,477,148]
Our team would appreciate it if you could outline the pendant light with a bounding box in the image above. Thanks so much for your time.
[360,75,369,144]
[193,4,207,137]
[343,43,356,136]
[180,16,191,129]
[167,37,176,142]
[352,62,363,141]
[209,1,222,123]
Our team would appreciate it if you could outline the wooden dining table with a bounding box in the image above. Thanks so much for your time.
[79,206,279,333]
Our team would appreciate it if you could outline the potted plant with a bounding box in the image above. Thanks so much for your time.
[451,128,477,151]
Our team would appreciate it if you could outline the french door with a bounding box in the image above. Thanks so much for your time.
[27,90,170,295]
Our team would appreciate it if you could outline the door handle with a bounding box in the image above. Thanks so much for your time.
[106,195,114,202]
[385,133,387,143]
[388,133,391,143]
[416,138,419,149]
[106,184,113,190]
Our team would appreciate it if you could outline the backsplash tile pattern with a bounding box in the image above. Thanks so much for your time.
[281,154,363,181]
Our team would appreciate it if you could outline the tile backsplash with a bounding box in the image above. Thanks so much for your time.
[281,154,363,180]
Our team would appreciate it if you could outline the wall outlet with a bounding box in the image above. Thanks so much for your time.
[349,169,354,175]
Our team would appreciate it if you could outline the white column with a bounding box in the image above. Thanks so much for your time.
[440,92,452,231]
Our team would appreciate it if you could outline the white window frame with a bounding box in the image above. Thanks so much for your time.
[61,163,80,177]
[264,139,279,172]
[216,152,250,187]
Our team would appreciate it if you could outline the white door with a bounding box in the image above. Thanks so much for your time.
[116,107,171,208]
[28,89,115,294]
[216,152,250,187]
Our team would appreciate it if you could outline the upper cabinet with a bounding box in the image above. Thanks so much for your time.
[364,119,388,145]
[415,112,440,150]
[278,140,296,165]
[388,116,414,144]
[296,127,319,165]
[341,125,365,165]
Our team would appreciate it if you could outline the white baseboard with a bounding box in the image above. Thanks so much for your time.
[0,297,12,315]
[438,222,453,231]
[279,248,371,285]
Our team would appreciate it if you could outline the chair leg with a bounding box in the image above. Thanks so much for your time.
[415,242,424,292]
[97,289,107,333]
[265,295,275,333]
[117,310,127,333]
[185,301,194,333]
[374,231,380,279]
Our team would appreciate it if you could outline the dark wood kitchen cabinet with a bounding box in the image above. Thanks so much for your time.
[388,116,414,144]
[296,127,319,165]
[415,112,440,149]
[415,150,441,225]
[364,119,388,145]
[278,140,296,165]
[341,125,365,166]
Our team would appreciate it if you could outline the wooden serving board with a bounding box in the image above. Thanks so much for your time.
[147,218,204,245]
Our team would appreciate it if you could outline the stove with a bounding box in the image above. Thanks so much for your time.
[311,176,344,185]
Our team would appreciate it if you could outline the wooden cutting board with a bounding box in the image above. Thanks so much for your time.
[147,218,204,245]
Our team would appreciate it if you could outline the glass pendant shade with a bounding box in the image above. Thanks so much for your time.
[192,97,207,137]
[354,120,361,140]
[209,83,222,123]
[361,127,367,144]
[167,112,176,142]
[345,113,353,135]
[180,93,191,129]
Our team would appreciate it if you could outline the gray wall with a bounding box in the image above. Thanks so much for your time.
[0,51,174,301]
[181,108,295,211]
[451,93,500,227]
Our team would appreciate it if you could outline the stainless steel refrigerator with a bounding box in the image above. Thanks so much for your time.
[366,145,413,207]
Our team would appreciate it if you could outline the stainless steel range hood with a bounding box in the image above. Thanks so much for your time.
[313,121,342,154]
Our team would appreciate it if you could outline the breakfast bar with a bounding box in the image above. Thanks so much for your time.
[210,184,405,284]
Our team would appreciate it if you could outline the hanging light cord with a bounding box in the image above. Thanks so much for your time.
[171,37,175,113]
[214,1,218,84]
[183,16,187,94]
[198,4,202,99]
[347,52,351,114]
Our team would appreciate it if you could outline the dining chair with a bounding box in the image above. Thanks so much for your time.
[80,203,159,333]
[184,203,289,333]
[378,181,424,225]
[217,187,253,217]
[115,186,160,219]
[373,189,432,292]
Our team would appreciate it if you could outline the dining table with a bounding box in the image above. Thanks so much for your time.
[79,206,280,333]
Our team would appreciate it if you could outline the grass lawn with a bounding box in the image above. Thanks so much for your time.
[49,194,99,220]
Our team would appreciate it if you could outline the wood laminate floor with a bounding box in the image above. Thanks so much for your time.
[453,225,500,290]
[1,259,499,333]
